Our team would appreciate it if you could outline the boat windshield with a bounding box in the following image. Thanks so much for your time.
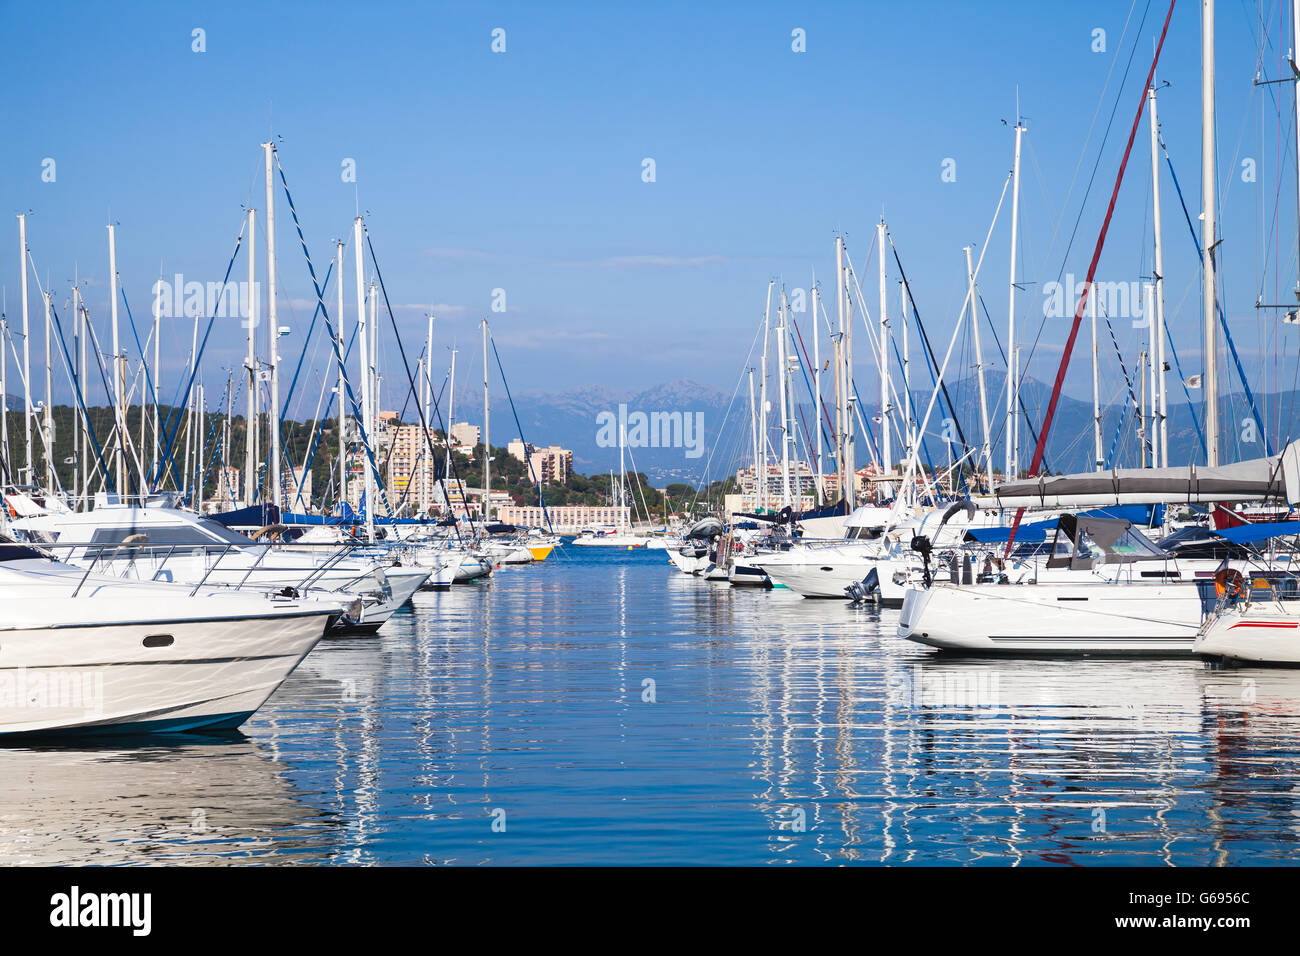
[0,532,49,563]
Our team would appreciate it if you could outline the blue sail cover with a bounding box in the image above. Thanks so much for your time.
[965,504,1162,543]
[1215,521,1300,545]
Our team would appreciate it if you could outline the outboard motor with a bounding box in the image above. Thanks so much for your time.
[911,534,933,587]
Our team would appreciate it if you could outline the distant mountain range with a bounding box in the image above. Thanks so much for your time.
[474,373,1300,485]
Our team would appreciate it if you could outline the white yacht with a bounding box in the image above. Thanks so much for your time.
[898,515,1238,655]
[7,498,429,631]
[0,538,340,736]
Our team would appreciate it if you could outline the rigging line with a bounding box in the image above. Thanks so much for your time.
[687,309,764,515]
[1160,135,1271,454]
[363,230,475,541]
[272,156,398,528]
[41,297,115,493]
[155,220,247,493]
[279,259,335,426]
[1005,0,1176,556]
[976,291,1054,474]
[1015,0,1152,427]
[889,239,974,455]
[489,332,555,535]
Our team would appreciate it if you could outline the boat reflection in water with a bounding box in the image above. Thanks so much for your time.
[744,608,1300,865]
[0,735,342,864]
[9,550,1300,865]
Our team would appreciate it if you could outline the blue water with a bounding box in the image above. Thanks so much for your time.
[5,545,1300,865]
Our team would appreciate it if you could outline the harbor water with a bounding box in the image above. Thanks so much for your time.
[4,546,1300,865]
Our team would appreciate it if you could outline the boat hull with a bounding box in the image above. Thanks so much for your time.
[1195,607,1300,664]
[900,581,1204,655]
[0,610,330,736]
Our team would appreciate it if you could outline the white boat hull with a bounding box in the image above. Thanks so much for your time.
[900,581,1205,655]
[1196,605,1300,664]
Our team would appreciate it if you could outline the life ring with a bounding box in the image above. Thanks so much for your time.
[1214,568,1246,600]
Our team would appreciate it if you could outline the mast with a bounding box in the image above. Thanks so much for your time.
[1006,118,1025,480]
[78,297,87,500]
[353,215,373,540]
[262,142,282,510]
[1294,0,1300,303]
[446,347,457,482]
[18,214,31,486]
[811,282,824,505]
[197,383,205,506]
[335,238,346,512]
[153,265,161,488]
[481,318,490,523]
[747,367,759,509]
[1146,283,1158,467]
[759,280,772,510]
[422,313,434,515]
[1091,282,1103,469]
[899,278,911,474]
[245,208,257,506]
[1149,84,1169,468]
[42,289,52,489]
[837,236,856,507]
[71,283,80,502]
[876,220,891,475]
[1201,0,1219,466]
[107,222,124,496]
[966,246,993,489]
[777,288,791,506]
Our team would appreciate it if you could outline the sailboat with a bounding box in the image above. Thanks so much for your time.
[571,421,651,548]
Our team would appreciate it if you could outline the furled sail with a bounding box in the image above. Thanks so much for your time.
[974,440,1300,509]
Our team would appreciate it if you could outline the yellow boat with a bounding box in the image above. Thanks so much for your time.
[528,544,555,561]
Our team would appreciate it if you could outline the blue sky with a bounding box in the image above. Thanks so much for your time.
[0,0,1295,447]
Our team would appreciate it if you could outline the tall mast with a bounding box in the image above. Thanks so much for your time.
[152,266,161,488]
[481,318,490,523]
[747,367,759,508]
[197,383,205,505]
[1149,84,1169,467]
[811,282,824,505]
[1202,0,1219,466]
[107,222,124,495]
[224,375,232,507]
[837,236,856,507]
[446,347,457,482]
[1006,118,1025,480]
[262,142,282,510]
[1294,0,1300,303]
[78,298,87,500]
[353,216,373,540]
[759,281,772,510]
[1,250,8,471]
[422,313,434,515]
[1148,285,1158,465]
[966,246,993,489]
[369,282,380,524]
[18,215,31,486]
[71,283,80,502]
[1091,282,1103,469]
[876,220,891,475]
[335,238,346,512]
[777,288,791,506]
[245,208,257,505]
[899,278,912,473]
[42,289,52,489]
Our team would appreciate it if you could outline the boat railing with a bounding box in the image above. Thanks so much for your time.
[24,539,370,594]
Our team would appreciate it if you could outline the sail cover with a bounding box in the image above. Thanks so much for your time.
[974,440,1300,508]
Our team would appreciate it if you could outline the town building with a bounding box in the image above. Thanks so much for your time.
[495,504,631,533]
